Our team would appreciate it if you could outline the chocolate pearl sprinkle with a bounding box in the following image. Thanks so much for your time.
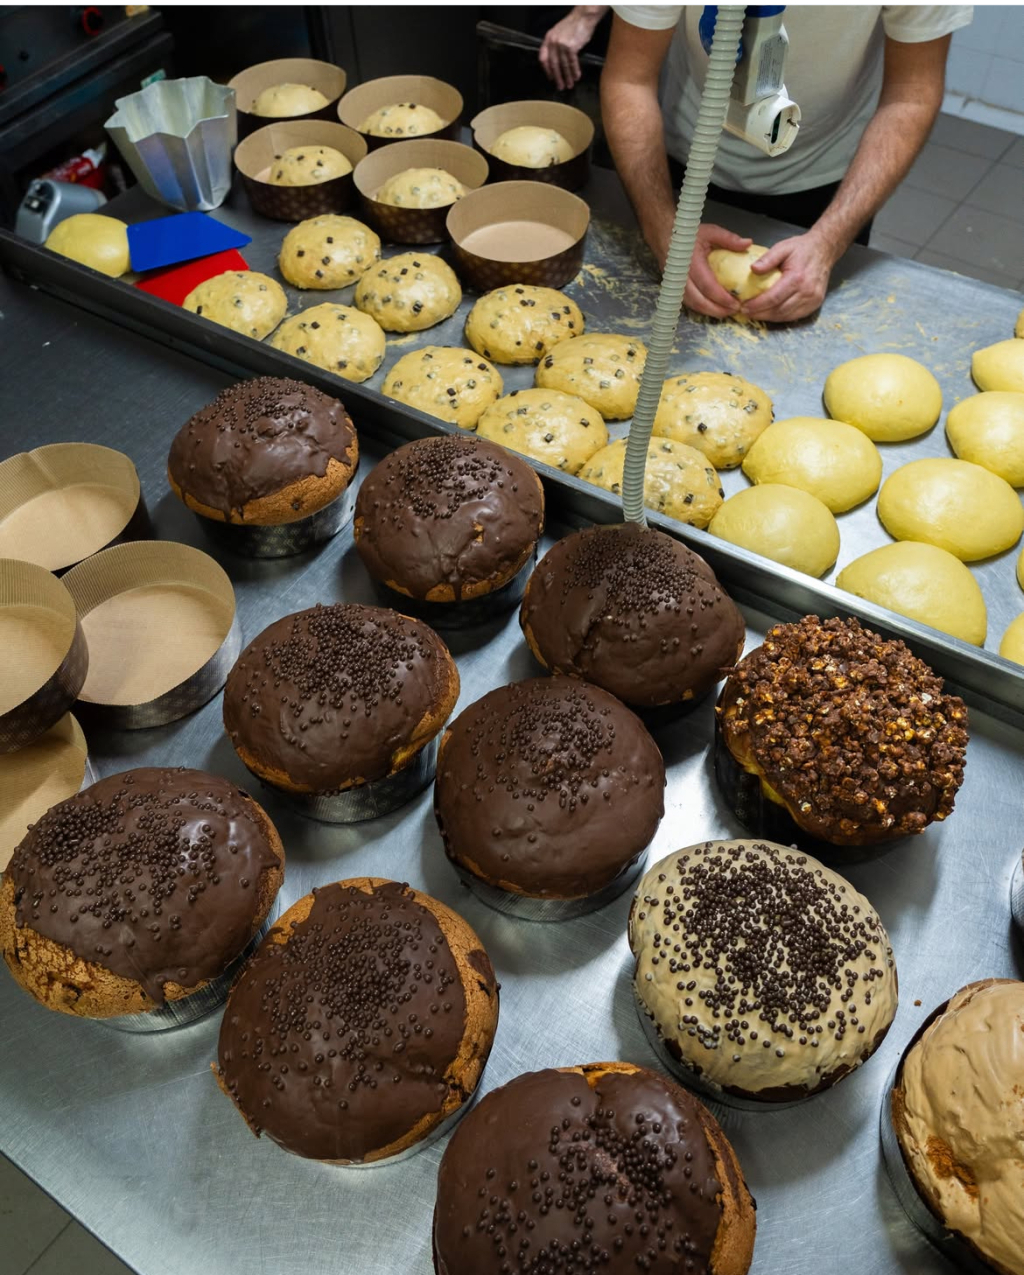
[367,435,513,525]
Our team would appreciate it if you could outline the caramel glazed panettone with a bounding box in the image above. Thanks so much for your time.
[167,376,358,526]
[433,1061,757,1275]
[215,878,499,1164]
[0,768,284,1017]
[717,615,969,846]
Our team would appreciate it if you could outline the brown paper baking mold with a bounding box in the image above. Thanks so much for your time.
[234,119,368,221]
[0,713,93,872]
[447,181,589,291]
[229,58,347,140]
[0,442,152,575]
[0,559,87,753]
[471,100,593,192]
[353,139,488,244]
[61,540,240,730]
[337,75,462,151]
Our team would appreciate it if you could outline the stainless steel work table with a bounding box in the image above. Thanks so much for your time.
[2,179,1023,1275]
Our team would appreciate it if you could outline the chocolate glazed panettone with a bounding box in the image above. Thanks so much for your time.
[167,376,358,528]
[716,615,969,848]
[0,768,284,1017]
[433,1061,756,1275]
[215,878,499,1165]
[520,523,745,710]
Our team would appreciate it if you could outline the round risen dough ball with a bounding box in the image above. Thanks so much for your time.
[489,125,573,168]
[376,167,465,209]
[972,340,1024,394]
[279,215,381,290]
[267,145,352,186]
[708,483,840,577]
[824,353,942,441]
[536,333,647,420]
[359,103,445,138]
[653,371,772,469]
[837,542,987,646]
[742,416,882,512]
[269,302,385,383]
[382,346,503,429]
[44,213,129,278]
[578,437,723,528]
[252,83,329,117]
[707,245,781,303]
[476,388,607,474]
[465,285,584,365]
[1000,613,1024,664]
[878,457,1024,561]
[946,392,1024,487]
[354,252,461,333]
[183,271,286,340]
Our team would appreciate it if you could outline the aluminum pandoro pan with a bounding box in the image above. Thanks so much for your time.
[0,442,152,575]
[61,540,240,730]
[0,560,88,753]
[234,118,368,221]
[2,208,1024,719]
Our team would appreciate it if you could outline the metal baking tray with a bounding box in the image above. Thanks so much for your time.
[1,254,1023,1275]
[2,176,1023,723]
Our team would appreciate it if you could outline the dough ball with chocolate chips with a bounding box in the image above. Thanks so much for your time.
[489,124,574,167]
[655,371,773,469]
[279,214,381,290]
[215,878,498,1164]
[382,346,502,429]
[354,252,461,333]
[536,333,647,420]
[252,83,329,117]
[464,284,584,365]
[269,303,385,383]
[579,436,723,528]
[267,145,352,186]
[359,102,446,137]
[475,387,607,474]
[183,271,287,340]
[376,167,465,209]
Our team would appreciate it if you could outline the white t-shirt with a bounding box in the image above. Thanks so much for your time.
[613,5,973,193]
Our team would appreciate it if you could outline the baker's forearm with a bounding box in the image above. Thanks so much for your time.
[601,84,676,262]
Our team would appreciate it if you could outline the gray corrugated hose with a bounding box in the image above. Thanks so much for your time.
[621,5,745,526]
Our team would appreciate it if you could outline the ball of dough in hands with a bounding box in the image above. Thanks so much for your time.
[708,483,840,577]
[267,145,352,186]
[475,387,606,474]
[359,103,445,137]
[279,215,381,290]
[44,213,129,278]
[253,83,329,117]
[945,392,1024,487]
[837,541,987,646]
[654,371,773,469]
[742,416,882,512]
[269,302,385,383]
[972,340,1024,394]
[1000,612,1024,664]
[376,167,465,209]
[183,271,287,340]
[465,286,584,365]
[354,252,461,333]
[824,353,942,441]
[490,125,573,168]
[536,333,647,420]
[382,346,502,428]
[707,245,781,304]
[578,437,723,528]
[878,458,1024,561]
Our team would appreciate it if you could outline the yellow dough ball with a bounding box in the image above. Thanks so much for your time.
[707,245,781,304]
[267,145,352,186]
[823,353,942,441]
[464,285,584,365]
[946,392,1024,487]
[654,371,772,469]
[742,416,882,512]
[490,125,573,168]
[535,333,647,421]
[44,213,129,278]
[878,457,1024,561]
[972,340,1024,394]
[475,387,606,474]
[359,103,445,138]
[1000,612,1024,664]
[382,346,502,429]
[577,437,724,529]
[708,483,840,577]
[183,271,287,340]
[376,167,465,209]
[253,83,329,117]
[837,541,987,646]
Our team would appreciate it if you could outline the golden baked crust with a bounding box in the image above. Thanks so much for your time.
[167,452,356,527]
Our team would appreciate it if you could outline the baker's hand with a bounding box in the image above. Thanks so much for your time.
[742,231,837,322]
[681,224,752,319]
[539,7,606,92]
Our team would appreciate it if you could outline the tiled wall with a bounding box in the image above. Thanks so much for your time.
[946,5,1024,115]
